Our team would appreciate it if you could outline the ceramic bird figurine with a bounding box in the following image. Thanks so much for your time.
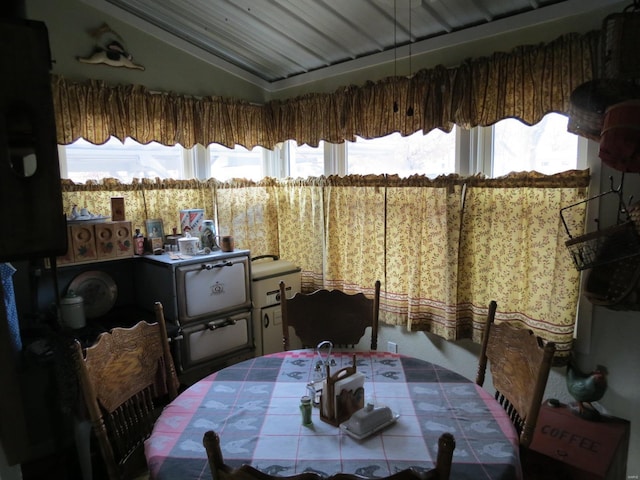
[566,360,608,420]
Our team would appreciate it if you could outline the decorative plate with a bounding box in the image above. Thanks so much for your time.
[68,271,118,318]
[67,215,111,224]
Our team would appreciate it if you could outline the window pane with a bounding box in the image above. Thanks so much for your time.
[209,143,264,181]
[493,113,578,177]
[290,141,324,178]
[64,136,184,182]
[347,129,456,178]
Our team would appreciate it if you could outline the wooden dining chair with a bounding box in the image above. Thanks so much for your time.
[73,301,179,480]
[475,300,556,448]
[279,280,381,351]
[203,430,455,480]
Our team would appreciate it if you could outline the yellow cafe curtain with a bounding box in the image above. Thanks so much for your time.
[61,169,589,358]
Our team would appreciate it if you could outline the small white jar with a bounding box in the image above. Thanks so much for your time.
[178,232,199,255]
[60,290,86,329]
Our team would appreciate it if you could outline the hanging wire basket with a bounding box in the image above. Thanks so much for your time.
[583,202,640,309]
[560,188,640,271]
[564,221,640,271]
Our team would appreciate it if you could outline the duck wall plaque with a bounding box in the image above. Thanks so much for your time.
[77,23,144,70]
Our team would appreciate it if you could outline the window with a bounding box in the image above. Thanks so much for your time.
[208,143,265,181]
[290,141,325,178]
[60,113,581,181]
[347,129,456,177]
[492,113,579,177]
[62,137,187,183]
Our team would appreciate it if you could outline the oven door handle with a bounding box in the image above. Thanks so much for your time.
[207,318,237,331]
[201,261,233,270]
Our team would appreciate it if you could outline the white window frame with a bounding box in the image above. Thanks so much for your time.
[60,114,585,181]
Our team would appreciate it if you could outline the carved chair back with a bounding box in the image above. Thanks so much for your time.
[73,302,179,480]
[279,280,380,350]
[203,430,455,480]
[476,300,556,447]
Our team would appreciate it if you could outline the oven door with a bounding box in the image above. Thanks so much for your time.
[176,255,251,323]
[254,304,283,356]
[179,311,253,372]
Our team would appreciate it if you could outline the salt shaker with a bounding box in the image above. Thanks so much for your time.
[300,396,313,426]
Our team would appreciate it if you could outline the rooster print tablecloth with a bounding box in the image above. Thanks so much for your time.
[145,350,522,480]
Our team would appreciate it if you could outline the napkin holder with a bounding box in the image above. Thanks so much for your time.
[319,354,364,426]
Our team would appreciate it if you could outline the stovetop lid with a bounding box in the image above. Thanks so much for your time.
[251,257,301,280]
[138,249,250,265]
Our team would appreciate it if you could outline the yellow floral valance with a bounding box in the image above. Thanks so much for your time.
[51,31,600,149]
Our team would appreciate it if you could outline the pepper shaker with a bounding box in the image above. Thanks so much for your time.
[300,396,313,426]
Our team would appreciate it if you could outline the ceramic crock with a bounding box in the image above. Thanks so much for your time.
[178,233,199,255]
[60,290,86,329]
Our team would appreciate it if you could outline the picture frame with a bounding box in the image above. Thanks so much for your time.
[150,237,164,251]
[145,219,164,239]
[110,196,125,221]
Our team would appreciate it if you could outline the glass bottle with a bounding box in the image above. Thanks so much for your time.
[201,220,216,250]
[134,228,145,255]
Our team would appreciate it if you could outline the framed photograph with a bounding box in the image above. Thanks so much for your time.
[145,219,164,239]
[150,237,164,251]
[110,196,125,221]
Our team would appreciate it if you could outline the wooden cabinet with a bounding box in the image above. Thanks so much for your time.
[70,223,97,263]
[525,401,630,480]
[54,221,133,266]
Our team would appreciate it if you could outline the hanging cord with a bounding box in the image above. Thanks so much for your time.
[142,187,149,220]
[393,0,397,78]
[406,0,414,116]
[393,0,398,113]
[383,176,388,309]
[408,0,412,78]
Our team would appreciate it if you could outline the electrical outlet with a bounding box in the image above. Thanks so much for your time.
[387,341,398,353]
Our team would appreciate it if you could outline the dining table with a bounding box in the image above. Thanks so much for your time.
[145,349,522,480]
